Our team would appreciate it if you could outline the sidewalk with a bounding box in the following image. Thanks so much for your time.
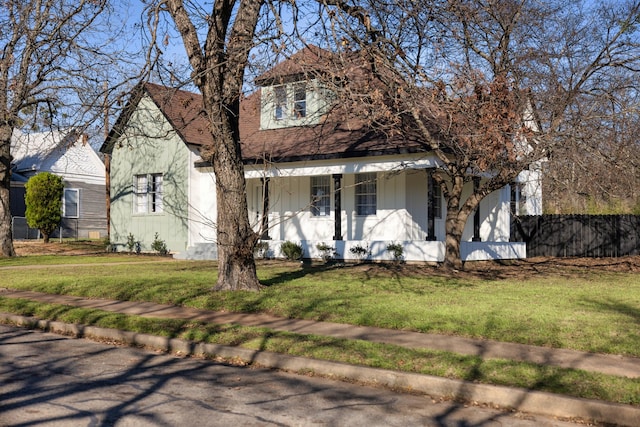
[2,288,639,379]
[2,288,640,426]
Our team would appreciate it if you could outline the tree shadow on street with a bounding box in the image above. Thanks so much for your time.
[0,325,493,426]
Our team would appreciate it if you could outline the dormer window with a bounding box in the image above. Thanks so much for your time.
[274,86,287,120]
[294,83,306,118]
[260,79,326,130]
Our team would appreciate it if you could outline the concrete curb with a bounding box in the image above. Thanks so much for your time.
[3,312,639,427]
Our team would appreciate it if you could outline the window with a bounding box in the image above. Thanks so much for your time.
[511,183,526,215]
[134,173,163,214]
[274,86,287,120]
[433,181,442,219]
[355,172,377,216]
[63,188,79,218]
[150,174,163,213]
[134,175,148,213]
[311,176,330,216]
[294,83,307,118]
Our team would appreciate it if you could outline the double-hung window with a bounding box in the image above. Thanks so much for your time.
[134,175,148,213]
[63,188,79,218]
[134,173,163,214]
[310,176,330,216]
[149,174,163,213]
[274,86,287,120]
[293,83,307,118]
[355,172,377,216]
[433,181,442,219]
[510,183,526,215]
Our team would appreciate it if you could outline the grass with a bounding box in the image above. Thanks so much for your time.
[1,254,640,406]
[0,254,164,266]
[1,297,638,406]
[2,258,639,357]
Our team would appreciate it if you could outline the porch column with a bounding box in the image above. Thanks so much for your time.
[472,176,481,242]
[426,170,436,241]
[332,174,342,240]
[260,177,270,240]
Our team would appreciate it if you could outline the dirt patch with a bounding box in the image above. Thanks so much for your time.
[458,256,640,280]
[14,240,108,256]
[320,255,640,281]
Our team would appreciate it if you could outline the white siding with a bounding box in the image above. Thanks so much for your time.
[188,149,217,246]
[183,152,528,262]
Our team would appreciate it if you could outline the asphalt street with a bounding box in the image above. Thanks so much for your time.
[0,325,586,427]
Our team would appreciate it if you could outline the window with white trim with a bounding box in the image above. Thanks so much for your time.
[511,183,526,215]
[355,172,377,216]
[311,176,330,216]
[433,181,442,219]
[150,174,163,213]
[274,86,287,120]
[134,173,163,214]
[134,175,148,213]
[63,188,79,218]
[294,83,307,118]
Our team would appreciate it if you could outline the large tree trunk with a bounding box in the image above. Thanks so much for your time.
[164,0,264,291]
[441,175,473,270]
[207,101,261,291]
[443,209,467,270]
[212,145,261,291]
[0,125,16,257]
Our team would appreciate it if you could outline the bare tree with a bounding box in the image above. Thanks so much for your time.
[543,77,640,214]
[146,0,270,291]
[139,0,640,280]
[315,0,640,268]
[0,0,139,256]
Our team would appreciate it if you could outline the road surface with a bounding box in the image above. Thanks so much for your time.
[0,325,579,426]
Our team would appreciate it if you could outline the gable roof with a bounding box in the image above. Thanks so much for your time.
[11,129,105,182]
[11,128,76,172]
[101,82,214,154]
[254,45,336,86]
[102,47,433,163]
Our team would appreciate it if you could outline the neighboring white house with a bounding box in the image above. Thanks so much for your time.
[10,128,107,239]
[101,46,541,261]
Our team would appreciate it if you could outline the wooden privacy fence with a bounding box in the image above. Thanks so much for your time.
[511,215,640,258]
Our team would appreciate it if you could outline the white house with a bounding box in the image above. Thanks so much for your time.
[10,128,107,239]
[101,46,541,261]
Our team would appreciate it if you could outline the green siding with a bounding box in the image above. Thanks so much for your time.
[109,96,189,253]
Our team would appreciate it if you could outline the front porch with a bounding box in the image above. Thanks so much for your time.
[179,153,528,262]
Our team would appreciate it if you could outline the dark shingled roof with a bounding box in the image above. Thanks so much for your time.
[103,46,433,163]
[253,45,336,86]
[143,82,213,148]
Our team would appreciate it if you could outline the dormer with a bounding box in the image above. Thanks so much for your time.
[259,79,334,129]
[255,46,336,130]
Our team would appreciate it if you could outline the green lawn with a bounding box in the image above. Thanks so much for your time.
[1,255,639,406]
[2,257,639,356]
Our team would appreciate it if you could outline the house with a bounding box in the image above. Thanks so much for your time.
[10,128,108,240]
[101,46,541,261]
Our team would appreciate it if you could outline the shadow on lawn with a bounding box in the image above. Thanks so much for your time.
[579,297,640,355]
[581,298,640,325]
[260,260,477,290]
[259,261,346,287]
[433,314,611,426]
